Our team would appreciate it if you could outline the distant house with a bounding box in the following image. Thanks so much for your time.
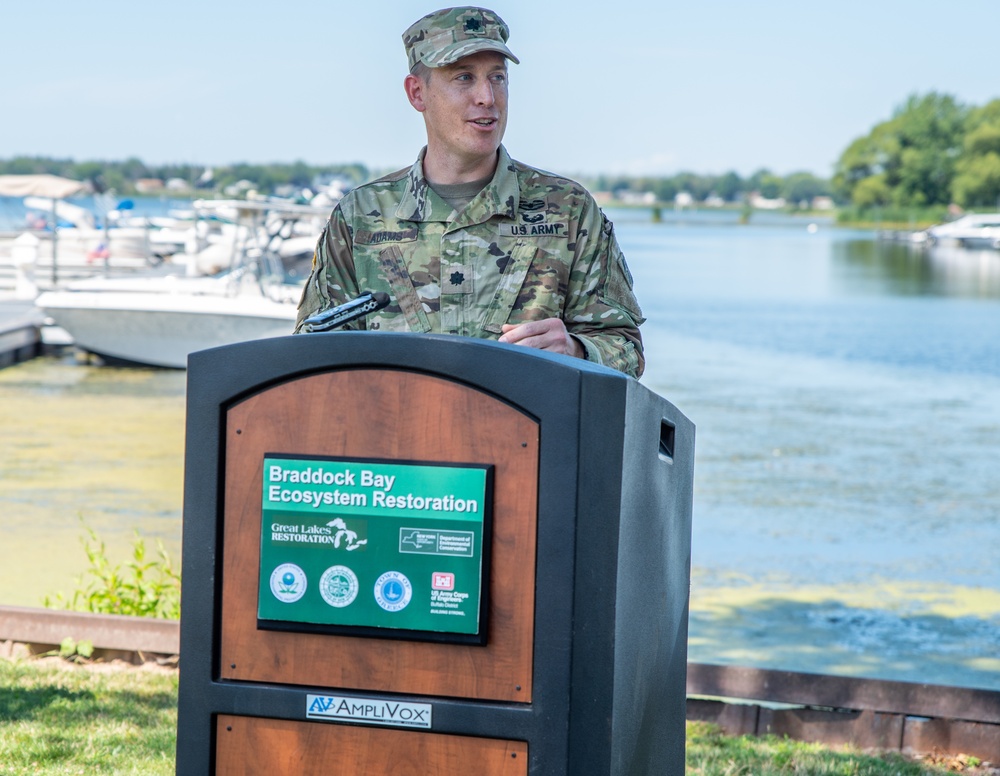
[166,178,191,193]
[811,196,835,211]
[135,178,165,194]
[674,192,694,209]
[749,192,786,210]
[618,190,657,206]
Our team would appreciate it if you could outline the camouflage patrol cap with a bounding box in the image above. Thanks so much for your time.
[403,7,520,70]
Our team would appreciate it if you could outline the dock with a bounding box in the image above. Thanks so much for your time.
[0,296,45,367]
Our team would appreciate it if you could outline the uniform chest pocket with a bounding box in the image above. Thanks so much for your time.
[480,239,569,334]
[367,244,432,333]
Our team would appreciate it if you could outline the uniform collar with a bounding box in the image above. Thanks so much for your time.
[396,145,519,226]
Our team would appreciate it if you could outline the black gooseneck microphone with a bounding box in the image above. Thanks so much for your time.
[301,291,391,333]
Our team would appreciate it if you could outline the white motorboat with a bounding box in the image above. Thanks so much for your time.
[35,270,299,369]
[24,190,335,368]
[924,213,1000,249]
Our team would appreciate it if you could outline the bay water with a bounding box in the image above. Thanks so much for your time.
[1,206,998,690]
[626,209,1000,690]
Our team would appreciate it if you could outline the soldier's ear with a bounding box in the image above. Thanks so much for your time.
[404,74,426,112]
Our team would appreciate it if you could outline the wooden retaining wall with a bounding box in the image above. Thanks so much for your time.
[1,605,997,761]
[0,605,179,665]
[687,663,1000,762]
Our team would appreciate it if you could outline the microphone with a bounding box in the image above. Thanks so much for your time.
[301,291,391,333]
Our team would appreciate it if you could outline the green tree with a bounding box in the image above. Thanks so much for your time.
[672,172,713,201]
[833,92,968,209]
[951,99,1000,208]
[119,156,152,182]
[652,178,679,203]
[748,168,783,199]
[781,171,830,208]
[890,93,966,206]
[714,171,744,203]
[832,131,893,202]
[852,173,891,208]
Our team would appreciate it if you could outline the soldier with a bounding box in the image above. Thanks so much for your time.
[295,6,645,377]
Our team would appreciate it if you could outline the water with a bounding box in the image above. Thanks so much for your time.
[0,194,191,231]
[618,208,1000,689]
[0,358,186,607]
[1,207,998,690]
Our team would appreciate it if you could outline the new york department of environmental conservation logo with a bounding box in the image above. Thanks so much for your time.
[374,571,412,613]
[270,563,307,603]
[319,565,359,608]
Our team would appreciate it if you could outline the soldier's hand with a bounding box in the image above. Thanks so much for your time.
[499,318,585,359]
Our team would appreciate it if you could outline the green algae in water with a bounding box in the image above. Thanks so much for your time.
[687,573,1000,691]
[0,357,186,607]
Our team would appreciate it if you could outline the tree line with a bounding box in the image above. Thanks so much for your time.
[833,92,1000,211]
[586,169,831,209]
[0,157,371,197]
[2,91,998,214]
[586,92,1000,215]
[0,152,832,209]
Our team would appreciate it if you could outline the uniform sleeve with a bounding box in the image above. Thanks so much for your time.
[564,199,646,378]
[294,205,361,334]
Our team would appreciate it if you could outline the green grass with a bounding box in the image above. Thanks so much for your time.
[0,659,177,775]
[685,721,973,775]
[0,660,988,775]
[834,204,951,230]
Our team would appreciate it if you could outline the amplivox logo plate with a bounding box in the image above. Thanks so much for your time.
[306,694,432,729]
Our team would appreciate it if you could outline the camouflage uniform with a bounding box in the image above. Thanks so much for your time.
[295,145,645,377]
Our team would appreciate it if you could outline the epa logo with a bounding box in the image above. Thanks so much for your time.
[270,563,306,603]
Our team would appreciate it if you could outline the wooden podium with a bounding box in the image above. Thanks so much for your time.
[176,333,694,775]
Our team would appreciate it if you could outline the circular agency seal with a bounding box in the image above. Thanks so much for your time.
[373,571,412,613]
[269,563,307,603]
[319,565,359,608]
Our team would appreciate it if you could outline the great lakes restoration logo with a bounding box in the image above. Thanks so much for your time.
[269,517,368,551]
[269,563,306,603]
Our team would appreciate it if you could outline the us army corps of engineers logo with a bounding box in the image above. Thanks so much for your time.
[319,565,359,608]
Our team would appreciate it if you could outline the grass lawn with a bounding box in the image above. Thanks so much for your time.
[0,658,993,775]
[0,658,177,775]
[685,721,993,775]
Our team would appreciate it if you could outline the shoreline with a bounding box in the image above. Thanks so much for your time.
[2,608,998,764]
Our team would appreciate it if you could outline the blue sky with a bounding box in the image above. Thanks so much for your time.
[1,1,997,179]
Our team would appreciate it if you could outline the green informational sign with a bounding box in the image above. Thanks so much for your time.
[258,454,492,643]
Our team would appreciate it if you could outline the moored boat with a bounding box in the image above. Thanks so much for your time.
[34,271,299,369]
[924,213,1000,249]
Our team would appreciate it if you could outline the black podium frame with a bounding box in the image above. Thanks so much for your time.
[176,332,694,775]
